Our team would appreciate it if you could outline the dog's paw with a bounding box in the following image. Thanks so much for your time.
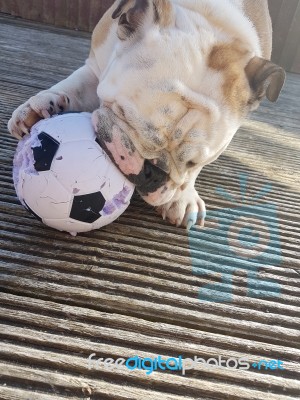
[7,92,70,140]
[156,186,206,230]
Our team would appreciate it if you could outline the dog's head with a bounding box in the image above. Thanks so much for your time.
[93,0,285,206]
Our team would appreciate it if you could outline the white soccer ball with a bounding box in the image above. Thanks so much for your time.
[13,112,135,235]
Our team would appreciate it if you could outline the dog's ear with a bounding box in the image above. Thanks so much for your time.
[112,0,173,40]
[245,57,286,104]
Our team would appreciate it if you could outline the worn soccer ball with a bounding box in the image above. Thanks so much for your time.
[13,112,135,235]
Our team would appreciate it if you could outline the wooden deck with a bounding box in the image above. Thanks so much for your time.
[0,15,299,400]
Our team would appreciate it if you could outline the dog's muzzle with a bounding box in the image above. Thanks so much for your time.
[93,106,175,206]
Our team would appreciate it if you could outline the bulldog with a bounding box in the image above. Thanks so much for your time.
[8,0,285,229]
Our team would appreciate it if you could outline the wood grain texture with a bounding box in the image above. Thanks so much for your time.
[271,0,300,71]
[0,1,300,71]
[0,14,299,399]
[0,0,113,31]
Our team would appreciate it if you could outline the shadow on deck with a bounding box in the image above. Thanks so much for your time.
[0,14,299,400]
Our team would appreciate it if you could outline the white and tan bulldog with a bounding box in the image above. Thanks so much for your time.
[8,0,285,229]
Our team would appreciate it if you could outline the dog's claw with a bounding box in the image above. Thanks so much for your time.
[197,218,205,228]
[186,219,194,231]
[19,122,30,136]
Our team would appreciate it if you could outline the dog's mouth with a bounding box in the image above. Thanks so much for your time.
[92,106,176,206]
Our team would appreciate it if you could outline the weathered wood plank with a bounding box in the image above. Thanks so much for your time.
[0,223,298,300]
[0,329,299,393]
[0,251,299,323]
[271,0,299,65]
[0,362,200,400]
[268,0,284,25]
[0,342,297,400]
[78,0,91,32]
[0,272,299,348]
[42,0,55,25]
[279,2,300,70]
[0,386,79,400]
[1,1,300,72]
[0,292,298,362]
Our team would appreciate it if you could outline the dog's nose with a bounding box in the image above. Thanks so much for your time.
[144,160,156,180]
[135,160,168,196]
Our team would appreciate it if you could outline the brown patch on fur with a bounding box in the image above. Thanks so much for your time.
[180,182,188,191]
[180,96,211,118]
[153,0,174,27]
[208,41,251,114]
[180,96,193,110]
[91,5,115,50]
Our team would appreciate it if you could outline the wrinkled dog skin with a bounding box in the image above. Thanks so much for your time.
[8,0,285,229]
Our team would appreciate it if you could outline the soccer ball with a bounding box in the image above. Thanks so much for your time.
[13,112,135,235]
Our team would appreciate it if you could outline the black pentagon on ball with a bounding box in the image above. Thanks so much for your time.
[31,132,60,172]
[70,191,106,223]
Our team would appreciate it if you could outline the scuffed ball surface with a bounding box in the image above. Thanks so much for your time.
[13,112,135,234]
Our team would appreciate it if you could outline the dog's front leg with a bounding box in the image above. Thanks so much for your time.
[8,59,100,140]
[156,168,206,230]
